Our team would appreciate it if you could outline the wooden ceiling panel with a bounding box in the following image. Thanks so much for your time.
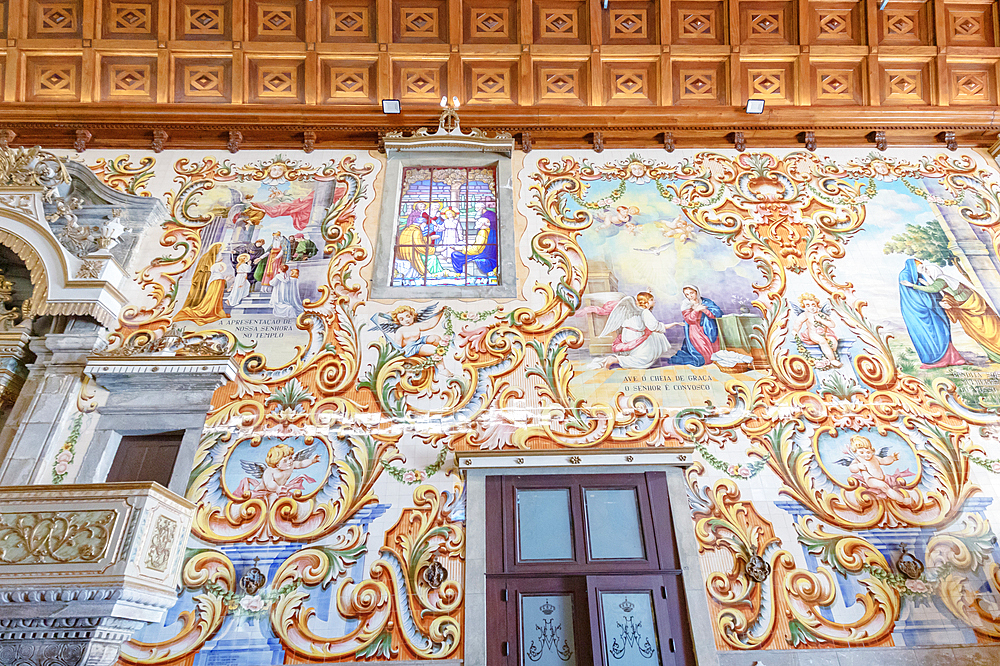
[0,0,996,148]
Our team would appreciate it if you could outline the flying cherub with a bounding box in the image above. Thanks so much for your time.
[236,443,321,503]
[638,216,697,255]
[372,303,447,358]
[790,293,842,368]
[833,435,916,508]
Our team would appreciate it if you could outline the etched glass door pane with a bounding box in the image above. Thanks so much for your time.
[520,594,578,666]
[600,592,661,665]
[517,489,574,561]
[585,489,645,560]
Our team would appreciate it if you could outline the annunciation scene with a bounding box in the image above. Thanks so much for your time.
[13,145,1000,664]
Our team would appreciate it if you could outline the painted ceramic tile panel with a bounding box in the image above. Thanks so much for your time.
[36,147,1000,662]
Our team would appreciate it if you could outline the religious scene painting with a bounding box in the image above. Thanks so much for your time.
[391,166,499,287]
[24,146,1000,664]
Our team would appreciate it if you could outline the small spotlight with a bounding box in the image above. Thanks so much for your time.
[382,99,401,114]
[745,99,765,114]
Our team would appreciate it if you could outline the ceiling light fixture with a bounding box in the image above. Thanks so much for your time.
[745,99,765,114]
[382,99,401,114]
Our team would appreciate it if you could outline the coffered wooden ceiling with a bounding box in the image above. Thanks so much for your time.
[0,0,997,150]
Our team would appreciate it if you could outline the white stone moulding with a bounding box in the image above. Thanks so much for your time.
[0,482,196,666]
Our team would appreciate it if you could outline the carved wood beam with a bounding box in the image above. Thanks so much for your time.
[0,104,996,149]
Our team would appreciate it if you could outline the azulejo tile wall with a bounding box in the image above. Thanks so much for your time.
[33,147,1000,662]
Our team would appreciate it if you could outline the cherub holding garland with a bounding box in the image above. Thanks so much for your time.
[373,303,448,359]
[790,292,842,368]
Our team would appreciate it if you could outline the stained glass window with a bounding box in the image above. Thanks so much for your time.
[391,166,499,287]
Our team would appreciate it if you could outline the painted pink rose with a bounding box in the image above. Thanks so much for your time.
[56,450,73,463]
[54,462,68,474]
[905,579,929,594]
[240,595,266,612]
[727,465,740,476]
[991,462,1000,474]
[402,471,418,483]
[738,466,753,479]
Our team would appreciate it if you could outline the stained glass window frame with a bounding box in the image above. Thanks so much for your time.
[371,151,516,299]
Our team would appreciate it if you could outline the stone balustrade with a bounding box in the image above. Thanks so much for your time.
[0,482,195,666]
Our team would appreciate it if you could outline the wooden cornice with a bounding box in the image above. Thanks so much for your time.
[0,103,997,151]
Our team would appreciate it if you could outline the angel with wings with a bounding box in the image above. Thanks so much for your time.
[592,292,679,369]
[372,303,447,358]
[791,292,842,368]
[234,442,322,503]
[833,435,916,508]
[173,242,233,326]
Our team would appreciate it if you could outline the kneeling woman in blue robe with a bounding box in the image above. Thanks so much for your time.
[669,285,723,367]
[452,208,498,277]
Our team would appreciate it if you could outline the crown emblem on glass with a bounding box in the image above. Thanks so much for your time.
[540,599,555,615]
[619,597,634,613]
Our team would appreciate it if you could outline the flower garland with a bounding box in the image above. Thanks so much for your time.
[388,306,498,373]
[898,177,965,207]
[205,580,298,618]
[441,306,497,338]
[382,447,449,485]
[695,441,770,480]
[969,454,1000,474]
[861,561,955,600]
[570,180,627,209]
[52,412,83,484]
[794,336,839,371]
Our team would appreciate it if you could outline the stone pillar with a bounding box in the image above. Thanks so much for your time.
[923,178,1000,310]
[0,318,106,486]
[79,354,238,497]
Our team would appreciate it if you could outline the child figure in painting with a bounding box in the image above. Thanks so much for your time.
[388,304,447,358]
[237,443,322,504]
[599,205,640,230]
[843,435,916,508]
[793,293,842,368]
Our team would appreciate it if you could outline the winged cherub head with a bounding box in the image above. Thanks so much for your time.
[265,443,297,470]
[390,304,418,327]
[799,292,821,313]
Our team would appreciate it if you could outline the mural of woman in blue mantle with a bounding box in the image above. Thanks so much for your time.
[898,258,969,368]
[669,285,724,367]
